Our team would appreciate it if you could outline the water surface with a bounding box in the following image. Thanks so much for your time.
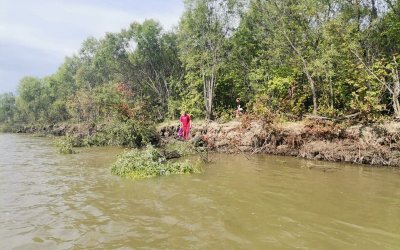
[1,134,399,249]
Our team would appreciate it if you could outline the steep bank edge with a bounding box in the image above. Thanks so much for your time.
[158,120,400,167]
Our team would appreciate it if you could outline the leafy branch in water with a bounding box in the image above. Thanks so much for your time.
[163,140,197,157]
[54,135,77,154]
[111,145,201,179]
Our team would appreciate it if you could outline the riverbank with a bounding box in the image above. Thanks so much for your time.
[12,121,159,147]
[10,118,400,167]
[158,119,400,167]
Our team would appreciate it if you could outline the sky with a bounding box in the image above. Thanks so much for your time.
[0,0,185,94]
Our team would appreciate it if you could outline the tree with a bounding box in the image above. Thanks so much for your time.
[0,92,16,123]
[16,77,48,123]
[127,20,183,119]
[266,0,339,115]
[178,0,242,119]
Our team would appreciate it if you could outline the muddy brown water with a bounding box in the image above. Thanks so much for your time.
[1,133,399,249]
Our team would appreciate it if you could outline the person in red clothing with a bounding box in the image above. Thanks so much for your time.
[179,111,192,141]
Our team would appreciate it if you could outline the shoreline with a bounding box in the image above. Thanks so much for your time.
[158,119,400,168]
[9,118,400,168]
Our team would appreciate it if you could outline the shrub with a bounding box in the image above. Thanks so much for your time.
[0,123,14,132]
[164,140,197,157]
[216,108,234,123]
[54,135,77,154]
[77,120,159,148]
[111,145,201,179]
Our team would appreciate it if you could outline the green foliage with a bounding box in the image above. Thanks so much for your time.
[72,119,158,148]
[16,77,46,123]
[0,92,16,123]
[3,0,400,133]
[254,76,293,112]
[54,135,77,154]
[216,108,234,123]
[114,120,154,146]
[248,94,276,122]
[178,0,242,119]
[111,145,201,179]
[0,123,14,133]
[127,20,183,119]
[178,87,204,119]
[164,140,197,157]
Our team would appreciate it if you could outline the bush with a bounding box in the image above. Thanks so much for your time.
[0,123,14,132]
[248,94,276,122]
[216,108,234,123]
[111,145,201,179]
[164,140,197,157]
[54,135,77,154]
[76,120,159,148]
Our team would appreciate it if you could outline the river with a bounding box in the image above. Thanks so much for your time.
[1,133,399,249]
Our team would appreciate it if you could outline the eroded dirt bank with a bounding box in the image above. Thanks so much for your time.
[15,119,400,167]
[158,120,400,167]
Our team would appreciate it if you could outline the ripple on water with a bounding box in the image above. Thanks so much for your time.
[1,134,400,249]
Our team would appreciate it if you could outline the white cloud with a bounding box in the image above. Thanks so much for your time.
[0,24,75,56]
[0,0,182,55]
[0,0,184,93]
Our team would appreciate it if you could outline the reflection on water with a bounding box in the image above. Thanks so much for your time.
[1,133,399,249]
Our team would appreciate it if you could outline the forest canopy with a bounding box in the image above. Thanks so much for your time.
[1,0,400,128]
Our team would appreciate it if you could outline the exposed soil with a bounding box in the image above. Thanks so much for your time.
[15,118,400,167]
[158,119,400,167]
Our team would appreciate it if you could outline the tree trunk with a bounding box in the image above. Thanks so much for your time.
[160,93,167,120]
[304,70,318,115]
[298,53,318,115]
[203,74,214,120]
[392,57,400,118]
[284,33,318,115]
[393,92,400,118]
[329,76,334,109]
[371,0,378,20]
[159,82,169,120]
